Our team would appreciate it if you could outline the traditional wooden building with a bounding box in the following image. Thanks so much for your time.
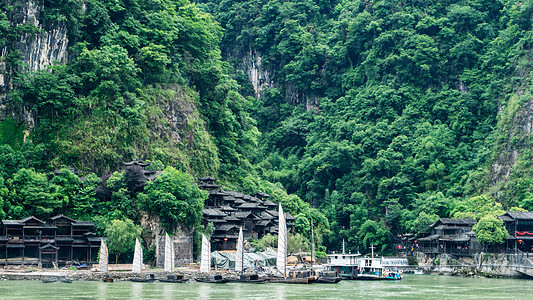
[199,177,295,250]
[0,215,101,267]
[499,211,533,252]
[416,218,479,256]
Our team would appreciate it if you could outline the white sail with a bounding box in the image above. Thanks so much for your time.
[171,234,175,271]
[132,238,143,273]
[165,233,174,272]
[98,239,108,272]
[235,227,244,273]
[200,234,211,273]
[276,203,287,277]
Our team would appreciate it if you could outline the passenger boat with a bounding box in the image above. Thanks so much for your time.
[353,247,402,281]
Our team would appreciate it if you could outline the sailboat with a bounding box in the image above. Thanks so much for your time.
[195,233,228,283]
[132,238,143,273]
[229,227,267,283]
[164,233,175,273]
[98,239,108,272]
[158,233,187,283]
[269,204,309,284]
[130,238,155,282]
[277,203,287,277]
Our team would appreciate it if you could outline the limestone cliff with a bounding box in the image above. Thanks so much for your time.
[0,0,69,127]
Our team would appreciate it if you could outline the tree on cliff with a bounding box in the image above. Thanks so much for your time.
[137,166,207,230]
[473,215,508,246]
[105,218,142,264]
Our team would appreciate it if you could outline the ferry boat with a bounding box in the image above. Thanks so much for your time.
[328,245,402,281]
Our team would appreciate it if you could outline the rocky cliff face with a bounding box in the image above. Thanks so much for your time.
[0,0,69,126]
[232,49,319,111]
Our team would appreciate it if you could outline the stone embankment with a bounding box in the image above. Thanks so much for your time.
[0,267,215,281]
[414,252,533,278]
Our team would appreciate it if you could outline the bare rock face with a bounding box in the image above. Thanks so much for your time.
[141,213,194,267]
[0,0,69,126]
[490,98,533,186]
[233,49,319,112]
[242,50,272,98]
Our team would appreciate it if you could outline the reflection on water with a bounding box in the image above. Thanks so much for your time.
[1,275,533,299]
[197,282,211,299]
[131,282,142,299]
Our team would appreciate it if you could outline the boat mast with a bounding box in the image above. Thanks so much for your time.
[310,219,314,273]
[370,245,375,258]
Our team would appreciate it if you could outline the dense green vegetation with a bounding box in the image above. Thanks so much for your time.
[0,0,532,257]
[196,0,533,253]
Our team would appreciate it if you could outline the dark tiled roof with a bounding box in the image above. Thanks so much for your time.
[212,234,238,239]
[49,215,76,222]
[220,205,236,212]
[224,215,240,222]
[206,219,227,223]
[505,211,533,220]
[266,210,278,217]
[20,216,45,224]
[237,202,266,209]
[235,211,252,219]
[432,218,475,227]
[257,220,272,227]
[203,208,227,217]
[73,221,94,226]
[2,220,21,225]
[222,196,237,201]
[216,224,239,232]
[263,200,276,207]
[199,176,217,181]
[260,212,274,220]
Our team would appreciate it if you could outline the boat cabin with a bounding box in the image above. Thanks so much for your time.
[327,253,360,279]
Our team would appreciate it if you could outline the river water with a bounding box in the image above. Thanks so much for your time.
[0,275,531,299]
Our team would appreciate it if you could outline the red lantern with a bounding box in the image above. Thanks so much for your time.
[224,238,228,242]
[519,239,523,244]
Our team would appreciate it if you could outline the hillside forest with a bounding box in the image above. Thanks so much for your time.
[0,0,532,260]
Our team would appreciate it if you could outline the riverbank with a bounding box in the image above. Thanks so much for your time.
[414,252,533,279]
[0,266,221,281]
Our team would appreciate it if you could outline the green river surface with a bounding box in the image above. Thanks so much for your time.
[0,275,531,299]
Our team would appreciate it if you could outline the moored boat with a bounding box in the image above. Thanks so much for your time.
[194,274,229,283]
[227,273,268,283]
[158,274,187,283]
[41,277,58,283]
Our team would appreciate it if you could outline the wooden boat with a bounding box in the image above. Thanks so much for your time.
[102,275,115,282]
[60,278,72,283]
[129,277,155,283]
[42,278,58,283]
[158,274,187,283]
[194,274,229,283]
[315,276,342,283]
[130,274,156,283]
[227,273,268,284]
[315,271,342,283]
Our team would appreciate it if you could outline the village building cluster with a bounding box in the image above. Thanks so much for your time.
[0,215,100,267]
[198,176,295,251]
[400,212,533,256]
